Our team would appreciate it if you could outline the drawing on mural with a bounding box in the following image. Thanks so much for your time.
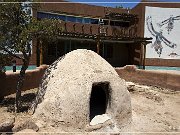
[146,16,177,57]
[157,15,180,34]
[168,51,180,57]
[144,6,180,59]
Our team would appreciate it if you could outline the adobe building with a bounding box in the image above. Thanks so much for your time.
[16,0,180,68]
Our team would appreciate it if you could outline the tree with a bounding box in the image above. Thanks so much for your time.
[0,53,12,74]
[0,0,63,112]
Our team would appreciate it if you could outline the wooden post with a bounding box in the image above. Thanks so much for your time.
[97,36,100,54]
[143,43,146,70]
[69,39,71,51]
[55,44,57,58]
[139,43,143,69]
[102,41,104,57]
[39,40,43,65]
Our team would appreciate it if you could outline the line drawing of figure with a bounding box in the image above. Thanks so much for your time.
[157,15,180,34]
[146,16,177,57]
[168,51,180,58]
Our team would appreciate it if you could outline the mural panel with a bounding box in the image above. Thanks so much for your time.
[144,6,180,59]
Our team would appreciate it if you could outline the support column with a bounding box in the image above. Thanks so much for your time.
[143,43,146,70]
[55,44,57,58]
[64,41,67,54]
[102,41,104,57]
[140,42,147,70]
[39,40,43,65]
[97,36,100,54]
[69,39,71,51]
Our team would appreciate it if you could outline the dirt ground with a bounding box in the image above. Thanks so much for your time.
[0,83,179,134]
[128,83,180,133]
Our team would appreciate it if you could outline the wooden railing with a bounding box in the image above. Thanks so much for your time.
[60,21,138,38]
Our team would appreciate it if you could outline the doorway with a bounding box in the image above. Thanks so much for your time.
[90,82,110,121]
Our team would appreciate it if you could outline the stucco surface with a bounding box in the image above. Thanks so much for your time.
[33,49,131,132]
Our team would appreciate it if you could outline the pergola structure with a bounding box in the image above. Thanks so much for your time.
[38,12,152,68]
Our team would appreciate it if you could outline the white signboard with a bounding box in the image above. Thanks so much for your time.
[144,6,180,59]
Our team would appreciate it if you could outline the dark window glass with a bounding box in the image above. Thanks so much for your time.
[90,19,99,24]
[104,44,113,58]
[103,20,109,25]
[121,22,130,27]
[84,18,90,24]
[37,12,111,26]
[110,21,115,26]
[110,20,130,27]
[114,21,121,26]
[48,43,56,56]
[48,14,57,19]
[67,16,76,22]
[57,15,66,21]
[76,17,83,23]
[37,12,49,19]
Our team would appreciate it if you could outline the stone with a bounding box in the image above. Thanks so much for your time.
[90,114,111,126]
[32,49,132,132]
[12,120,39,132]
[0,117,15,132]
[126,82,136,92]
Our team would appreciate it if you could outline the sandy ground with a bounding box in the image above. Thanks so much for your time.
[0,83,179,134]
[129,84,180,133]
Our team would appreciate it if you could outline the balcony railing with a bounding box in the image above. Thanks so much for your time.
[60,21,138,38]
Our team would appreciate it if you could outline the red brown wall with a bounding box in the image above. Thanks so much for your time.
[40,0,127,18]
[132,1,180,67]
[115,65,180,91]
[0,65,48,98]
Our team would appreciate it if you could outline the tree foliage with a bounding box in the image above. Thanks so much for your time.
[0,0,63,112]
[0,53,12,73]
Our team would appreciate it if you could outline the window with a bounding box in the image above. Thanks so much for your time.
[110,20,130,27]
[37,12,110,25]
[48,14,58,19]
[76,17,83,23]
[37,12,49,19]
[48,44,56,56]
[57,15,66,21]
[90,19,99,24]
[103,20,109,25]
[104,44,113,58]
[84,18,90,24]
[66,16,76,22]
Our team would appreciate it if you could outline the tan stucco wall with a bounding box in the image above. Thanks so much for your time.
[115,65,180,91]
[0,65,48,98]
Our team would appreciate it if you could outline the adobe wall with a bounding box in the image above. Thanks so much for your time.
[0,65,48,98]
[39,0,127,18]
[115,65,180,91]
[0,64,179,99]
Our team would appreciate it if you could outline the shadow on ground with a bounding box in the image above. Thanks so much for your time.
[0,93,36,112]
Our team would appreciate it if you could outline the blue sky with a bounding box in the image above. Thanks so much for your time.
[68,0,180,8]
